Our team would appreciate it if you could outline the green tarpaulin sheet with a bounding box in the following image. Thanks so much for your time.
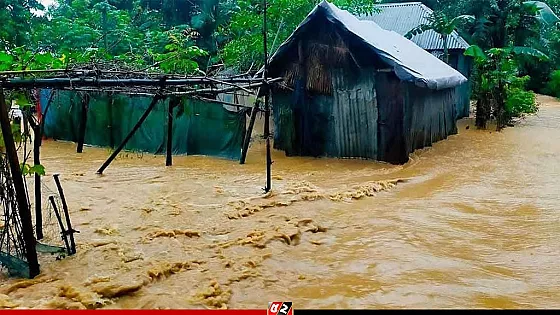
[40,90,246,160]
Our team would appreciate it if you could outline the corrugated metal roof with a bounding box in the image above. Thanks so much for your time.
[359,2,470,51]
[265,1,467,90]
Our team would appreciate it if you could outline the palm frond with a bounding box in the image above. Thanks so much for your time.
[464,44,487,60]
[404,24,432,39]
[511,46,549,60]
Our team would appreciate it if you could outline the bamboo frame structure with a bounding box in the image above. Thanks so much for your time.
[0,87,40,278]
[0,0,274,278]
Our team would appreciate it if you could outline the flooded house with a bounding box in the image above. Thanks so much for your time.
[266,1,467,164]
[359,2,472,118]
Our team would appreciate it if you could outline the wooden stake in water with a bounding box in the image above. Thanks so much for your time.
[49,196,71,255]
[53,174,78,255]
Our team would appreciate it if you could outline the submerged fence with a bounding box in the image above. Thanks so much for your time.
[40,90,246,160]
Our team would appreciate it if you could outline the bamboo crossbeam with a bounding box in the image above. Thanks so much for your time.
[192,96,254,109]
[0,77,271,88]
[0,69,260,81]
[0,69,72,76]
[182,78,282,96]
[204,77,254,94]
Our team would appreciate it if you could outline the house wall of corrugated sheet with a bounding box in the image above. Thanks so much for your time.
[271,85,334,157]
[403,84,459,156]
[329,69,378,159]
[375,72,407,164]
[271,68,378,159]
[454,52,472,119]
[433,50,471,119]
[272,71,459,165]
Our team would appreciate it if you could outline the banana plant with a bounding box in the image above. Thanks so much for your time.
[465,44,547,129]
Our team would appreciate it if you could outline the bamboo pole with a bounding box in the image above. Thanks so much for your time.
[1,78,272,89]
[53,174,77,255]
[76,93,90,153]
[0,69,73,76]
[0,86,40,278]
[191,96,252,109]
[204,77,254,94]
[97,93,165,174]
[240,101,260,164]
[26,115,43,240]
[182,79,282,96]
[48,196,71,255]
[263,0,272,192]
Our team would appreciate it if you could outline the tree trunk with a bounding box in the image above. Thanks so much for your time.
[475,92,492,129]
[443,35,450,64]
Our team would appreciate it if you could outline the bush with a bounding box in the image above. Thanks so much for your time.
[545,70,560,98]
[505,76,537,118]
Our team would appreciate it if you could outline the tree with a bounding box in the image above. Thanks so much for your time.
[221,0,380,71]
[462,0,550,129]
[0,0,43,49]
[466,45,543,129]
[1,0,206,74]
[405,11,474,64]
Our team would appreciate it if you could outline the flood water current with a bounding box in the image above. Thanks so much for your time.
[1,95,559,309]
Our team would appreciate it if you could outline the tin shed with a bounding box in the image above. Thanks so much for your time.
[266,1,467,164]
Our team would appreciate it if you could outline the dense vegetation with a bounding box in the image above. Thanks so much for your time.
[1,0,559,128]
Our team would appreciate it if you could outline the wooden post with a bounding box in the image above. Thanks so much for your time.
[48,196,71,255]
[33,125,42,239]
[53,174,77,255]
[97,94,164,174]
[27,116,43,240]
[166,97,178,166]
[77,93,90,153]
[240,101,260,164]
[0,86,40,278]
[263,0,272,192]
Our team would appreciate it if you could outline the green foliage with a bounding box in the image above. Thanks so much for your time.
[464,44,486,59]
[20,163,46,176]
[405,12,474,39]
[526,1,560,25]
[467,44,542,128]
[0,49,68,71]
[506,76,538,117]
[152,29,208,74]
[0,0,209,74]
[222,0,381,71]
[0,0,557,98]
[405,11,473,63]
[0,0,43,48]
[545,69,560,97]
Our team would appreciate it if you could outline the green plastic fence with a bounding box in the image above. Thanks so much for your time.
[40,90,246,160]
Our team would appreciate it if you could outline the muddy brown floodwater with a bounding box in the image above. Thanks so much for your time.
[1,95,560,309]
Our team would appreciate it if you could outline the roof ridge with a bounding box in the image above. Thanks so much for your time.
[417,3,434,14]
[376,2,424,7]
